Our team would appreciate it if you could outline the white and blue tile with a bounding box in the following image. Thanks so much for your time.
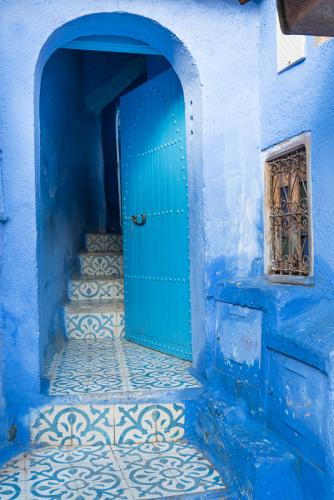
[46,339,200,396]
[1,442,227,499]
[65,307,124,340]
[79,253,123,277]
[69,278,124,301]
[69,406,114,446]
[114,404,157,444]
[154,403,185,442]
[49,372,124,395]
[86,233,122,253]
[30,406,74,447]
[31,406,115,447]
[0,453,27,499]
[114,442,227,498]
[31,403,185,447]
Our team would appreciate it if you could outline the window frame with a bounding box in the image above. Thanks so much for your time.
[263,133,314,285]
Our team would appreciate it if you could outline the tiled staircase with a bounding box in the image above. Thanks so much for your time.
[0,233,233,499]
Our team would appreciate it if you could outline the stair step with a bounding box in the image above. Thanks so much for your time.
[69,276,124,301]
[66,299,124,313]
[79,251,123,277]
[65,300,124,340]
[86,233,122,253]
[30,402,185,447]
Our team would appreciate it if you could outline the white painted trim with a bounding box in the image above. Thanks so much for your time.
[276,15,305,73]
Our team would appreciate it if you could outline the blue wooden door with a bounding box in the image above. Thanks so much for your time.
[120,69,191,360]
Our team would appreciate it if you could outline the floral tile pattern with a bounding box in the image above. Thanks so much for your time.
[155,403,185,442]
[115,442,227,498]
[86,233,122,253]
[69,277,124,301]
[46,339,200,396]
[114,404,157,444]
[79,253,123,277]
[0,442,227,499]
[31,403,184,447]
[65,301,125,340]
[31,405,115,447]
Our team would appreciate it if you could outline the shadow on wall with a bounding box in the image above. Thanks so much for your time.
[37,49,106,367]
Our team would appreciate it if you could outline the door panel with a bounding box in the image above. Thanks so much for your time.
[120,68,191,360]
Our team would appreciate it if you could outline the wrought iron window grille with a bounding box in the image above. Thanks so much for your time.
[267,145,310,277]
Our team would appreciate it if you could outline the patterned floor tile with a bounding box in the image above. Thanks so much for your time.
[30,406,74,447]
[155,403,185,442]
[65,307,124,340]
[46,339,200,396]
[0,442,227,499]
[114,404,157,444]
[114,442,227,499]
[25,446,126,498]
[31,406,114,447]
[0,453,27,499]
[79,252,123,277]
[31,402,184,448]
[86,233,122,253]
[69,277,124,301]
[49,373,123,395]
[70,406,114,446]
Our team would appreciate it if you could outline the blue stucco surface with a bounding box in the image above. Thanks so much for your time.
[0,0,333,497]
[38,49,106,364]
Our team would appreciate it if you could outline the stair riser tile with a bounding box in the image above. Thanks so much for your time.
[30,406,114,447]
[86,234,122,253]
[65,311,125,340]
[31,403,185,447]
[69,280,124,301]
[80,254,123,277]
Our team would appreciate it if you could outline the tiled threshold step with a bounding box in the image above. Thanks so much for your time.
[65,300,124,340]
[30,401,188,447]
[0,441,231,499]
[45,338,201,396]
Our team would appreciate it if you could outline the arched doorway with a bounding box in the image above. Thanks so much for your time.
[35,13,204,373]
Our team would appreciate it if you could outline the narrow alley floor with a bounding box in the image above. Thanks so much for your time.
[46,338,201,395]
[0,441,228,499]
[0,232,232,498]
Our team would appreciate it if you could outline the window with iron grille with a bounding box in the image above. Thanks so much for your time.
[266,145,310,277]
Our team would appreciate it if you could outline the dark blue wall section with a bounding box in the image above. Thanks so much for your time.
[102,103,120,234]
[38,49,106,365]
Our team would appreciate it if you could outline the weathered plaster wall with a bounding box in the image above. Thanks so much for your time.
[0,0,260,454]
[199,2,334,498]
[0,0,259,457]
[38,49,106,363]
[1,0,333,496]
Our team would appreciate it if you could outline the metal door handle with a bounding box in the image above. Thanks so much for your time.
[131,214,147,226]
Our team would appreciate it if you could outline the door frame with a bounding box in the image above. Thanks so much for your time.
[35,12,205,372]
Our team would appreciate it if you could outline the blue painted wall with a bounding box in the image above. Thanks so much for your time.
[38,49,106,364]
[0,0,334,496]
[200,2,334,497]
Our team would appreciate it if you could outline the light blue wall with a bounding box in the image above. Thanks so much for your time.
[38,49,106,364]
[200,2,334,497]
[260,1,334,295]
